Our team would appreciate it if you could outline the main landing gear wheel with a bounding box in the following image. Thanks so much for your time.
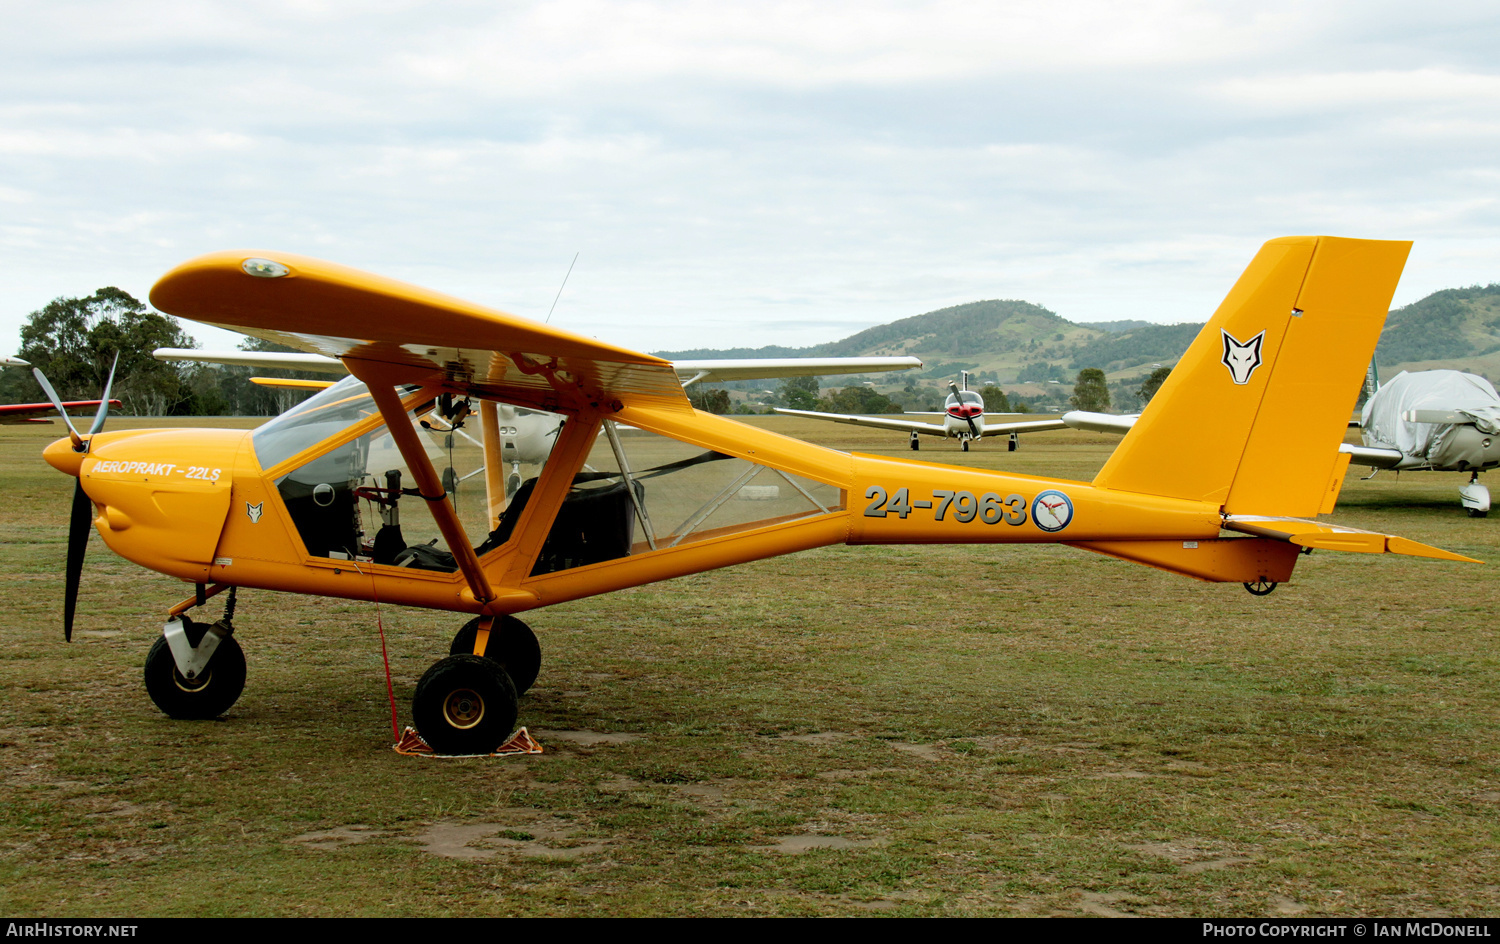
[143,622,246,719]
[909,432,920,451]
[412,654,519,755]
[450,615,541,695]
[1243,579,1278,596]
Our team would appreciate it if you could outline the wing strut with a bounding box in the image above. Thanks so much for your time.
[357,369,497,606]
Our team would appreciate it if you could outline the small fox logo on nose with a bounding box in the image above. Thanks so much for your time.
[1221,330,1265,385]
[246,501,263,524]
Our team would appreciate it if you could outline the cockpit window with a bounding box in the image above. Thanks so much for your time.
[945,391,983,408]
[268,387,565,571]
[252,376,381,472]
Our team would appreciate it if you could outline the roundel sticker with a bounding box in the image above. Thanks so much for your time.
[1031,489,1074,532]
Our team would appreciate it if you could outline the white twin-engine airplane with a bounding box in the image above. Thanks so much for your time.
[774,370,1069,452]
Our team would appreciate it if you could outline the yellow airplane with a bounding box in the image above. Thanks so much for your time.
[37,236,1479,755]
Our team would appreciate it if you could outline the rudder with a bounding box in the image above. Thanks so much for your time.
[1094,236,1411,517]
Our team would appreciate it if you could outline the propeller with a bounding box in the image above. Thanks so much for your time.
[35,353,119,641]
[949,381,981,439]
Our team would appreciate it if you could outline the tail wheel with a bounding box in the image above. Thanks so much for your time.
[413,654,518,755]
[144,626,247,719]
[450,616,541,695]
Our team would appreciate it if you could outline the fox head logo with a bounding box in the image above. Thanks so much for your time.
[246,501,264,524]
[1221,330,1265,385]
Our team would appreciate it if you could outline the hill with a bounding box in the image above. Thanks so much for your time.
[1376,283,1500,377]
[657,300,1202,390]
[658,283,1500,396]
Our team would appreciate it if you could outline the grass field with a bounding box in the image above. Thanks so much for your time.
[1,415,1496,917]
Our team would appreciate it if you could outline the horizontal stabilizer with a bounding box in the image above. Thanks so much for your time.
[1223,515,1480,563]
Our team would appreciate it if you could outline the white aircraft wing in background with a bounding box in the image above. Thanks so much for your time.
[153,349,348,374]
[154,349,923,387]
[773,408,953,436]
[670,357,921,384]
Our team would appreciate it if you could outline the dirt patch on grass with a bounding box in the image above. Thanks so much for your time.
[889,741,943,761]
[1122,839,1254,873]
[290,825,385,850]
[410,815,607,861]
[534,729,642,746]
[775,731,854,744]
[751,834,890,853]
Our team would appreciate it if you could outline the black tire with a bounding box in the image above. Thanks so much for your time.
[412,654,518,755]
[1243,579,1278,596]
[143,625,246,720]
[961,439,971,452]
[1467,508,1488,518]
[450,615,541,695]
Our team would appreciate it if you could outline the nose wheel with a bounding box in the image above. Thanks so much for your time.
[144,617,247,719]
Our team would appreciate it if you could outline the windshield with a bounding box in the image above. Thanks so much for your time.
[252,376,382,472]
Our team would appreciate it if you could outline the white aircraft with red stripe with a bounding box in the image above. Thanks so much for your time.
[776,371,1068,452]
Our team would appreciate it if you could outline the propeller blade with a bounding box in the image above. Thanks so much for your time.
[64,479,92,642]
[87,352,120,437]
[32,368,83,450]
[966,416,980,438]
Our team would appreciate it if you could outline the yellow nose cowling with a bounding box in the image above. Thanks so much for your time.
[43,437,85,477]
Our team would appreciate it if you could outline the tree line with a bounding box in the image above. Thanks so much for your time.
[3,287,1173,418]
[1,288,329,416]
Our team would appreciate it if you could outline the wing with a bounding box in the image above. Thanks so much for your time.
[673,357,921,384]
[158,348,923,388]
[773,408,949,435]
[154,348,345,374]
[150,251,690,411]
[0,400,120,425]
[1339,442,1407,469]
[1061,411,1139,434]
[897,411,1139,436]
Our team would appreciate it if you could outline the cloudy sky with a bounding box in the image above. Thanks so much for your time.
[2,1,1497,356]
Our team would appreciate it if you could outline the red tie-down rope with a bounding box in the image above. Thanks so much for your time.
[349,556,401,743]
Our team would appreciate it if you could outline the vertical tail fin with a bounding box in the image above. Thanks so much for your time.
[1093,236,1411,517]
